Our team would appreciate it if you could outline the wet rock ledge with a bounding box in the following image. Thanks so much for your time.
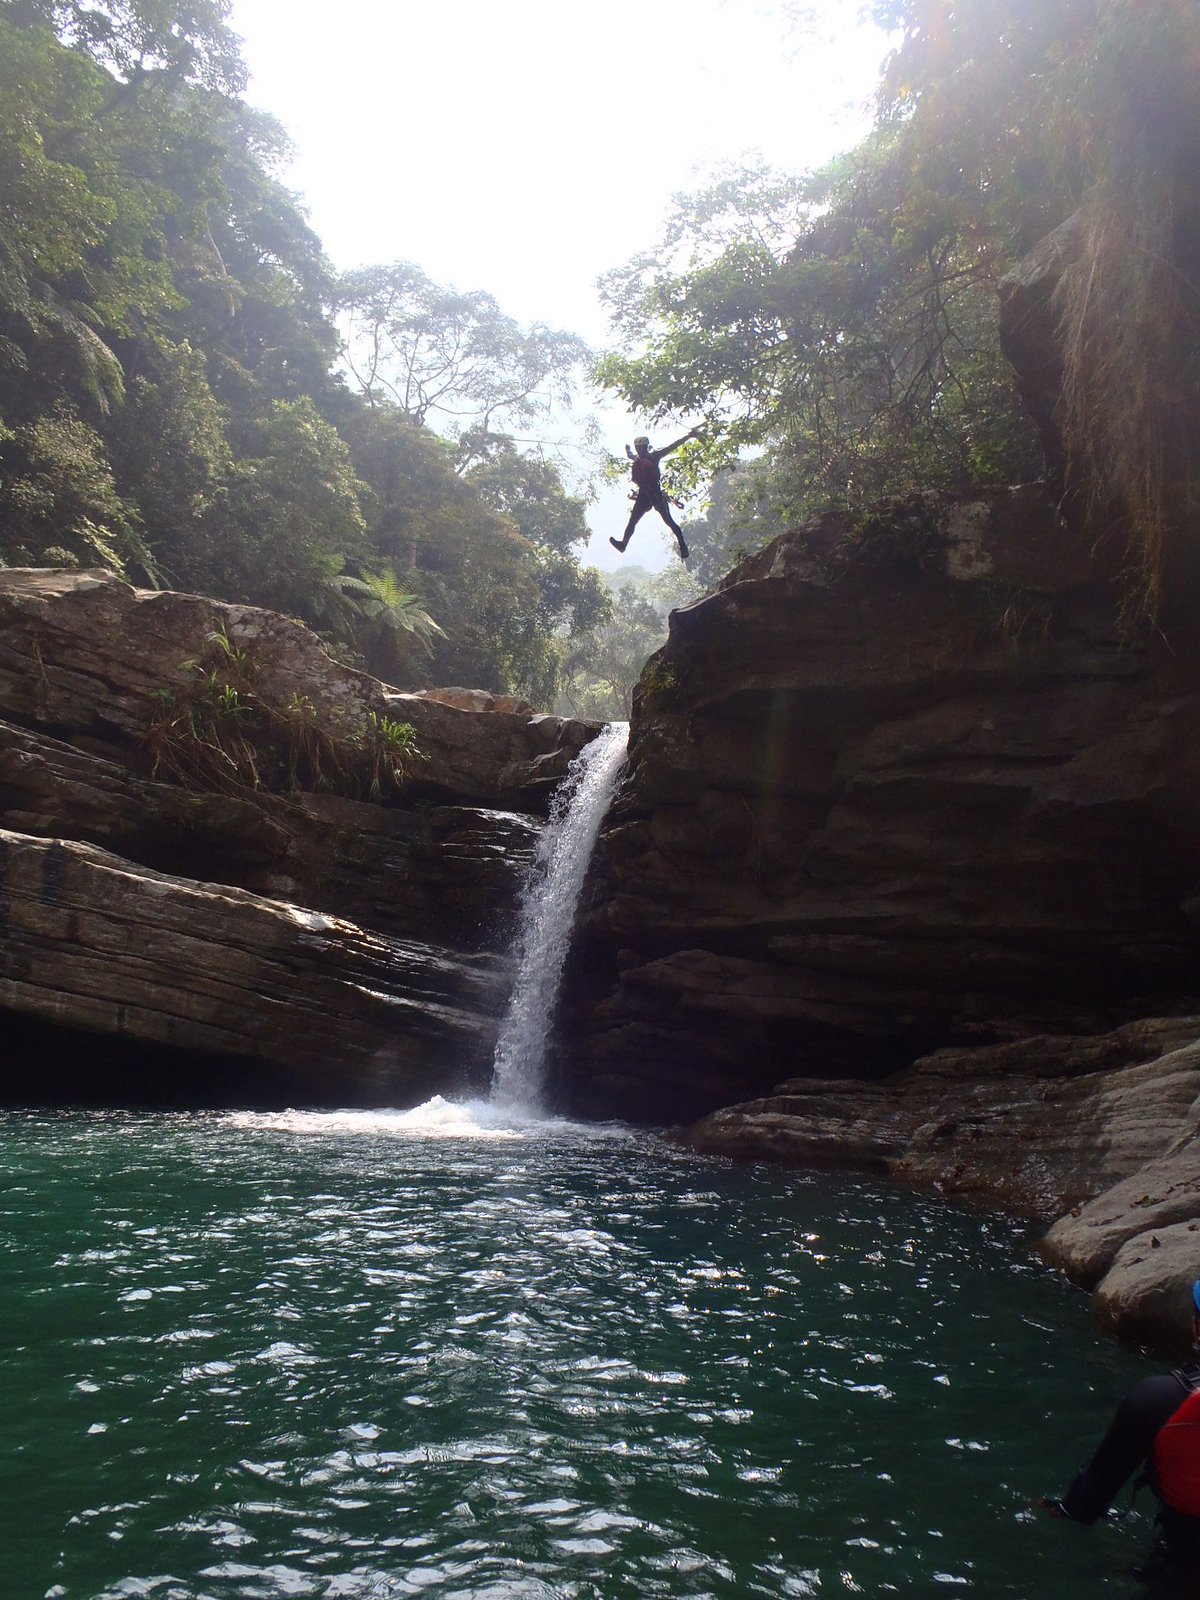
[555,481,1200,1354]
[0,567,597,1105]
[677,1019,1200,1354]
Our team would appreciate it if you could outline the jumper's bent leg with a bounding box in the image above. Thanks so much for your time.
[654,496,689,560]
[611,496,650,553]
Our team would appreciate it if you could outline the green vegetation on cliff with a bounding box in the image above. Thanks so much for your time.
[0,0,609,700]
[7,0,1195,707]
[597,0,1200,616]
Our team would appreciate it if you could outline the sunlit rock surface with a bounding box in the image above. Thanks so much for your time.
[0,828,505,1098]
[0,568,595,812]
[0,568,596,1102]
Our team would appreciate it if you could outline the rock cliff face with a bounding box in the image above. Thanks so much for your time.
[553,473,1200,1349]
[563,487,1200,1125]
[0,568,597,1104]
[5,493,1200,1347]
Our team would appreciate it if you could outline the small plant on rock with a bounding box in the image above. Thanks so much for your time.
[144,619,420,801]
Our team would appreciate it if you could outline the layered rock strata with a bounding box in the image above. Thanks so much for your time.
[678,1018,1200,1353]
[0,568,594,814]
[0,829,504,1099]
[0,568,597,1103]
[563,487,1200,1125]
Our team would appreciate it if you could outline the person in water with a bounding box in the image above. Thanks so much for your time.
[1043,1278,1200,1569]
[610,429,698,561]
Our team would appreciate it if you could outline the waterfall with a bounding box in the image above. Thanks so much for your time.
[490,721,629,1114]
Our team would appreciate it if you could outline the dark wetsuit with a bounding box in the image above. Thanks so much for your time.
[617,452,686,549]
[1061,1367,1200,1557]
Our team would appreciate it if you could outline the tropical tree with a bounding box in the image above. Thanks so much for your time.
[596,149,1040,530]
[0,405,155,574]
[326,568,444,686]
[462,432,611,638]
[336,261,589,441]
[460,432,590,551]
[339,404,576,701]
[872,0,1200,618]
[597,0,1200,619]
[559,582,670,722]
[0,0,612,702]
[8,0,246,90]
[216,397,368,621]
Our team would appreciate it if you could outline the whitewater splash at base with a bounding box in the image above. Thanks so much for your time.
[489,720,629,1114]
[230,1095,634,1142]
[239,723,630,1141]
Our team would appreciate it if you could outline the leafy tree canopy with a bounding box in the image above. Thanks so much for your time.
[597,0,1200,614]
[12,0,246,89]
[559,582,668,724]
[596,138,1040,535]
[0,0,612,704]
[336,261,590,446]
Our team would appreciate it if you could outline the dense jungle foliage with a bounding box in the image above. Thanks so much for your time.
[0,0,609,701]
[598,0,1200,621]
[5,1,1197,718]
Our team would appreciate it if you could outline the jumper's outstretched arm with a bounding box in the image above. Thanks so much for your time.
[652,428,700,462]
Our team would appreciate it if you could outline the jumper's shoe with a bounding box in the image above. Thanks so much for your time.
[609,537,627,552]
[676,538,689,560]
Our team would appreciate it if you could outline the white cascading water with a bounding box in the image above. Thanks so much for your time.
[489,721,629,1115]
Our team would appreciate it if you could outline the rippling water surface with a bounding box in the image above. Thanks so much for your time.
[0,1103,1161,1598]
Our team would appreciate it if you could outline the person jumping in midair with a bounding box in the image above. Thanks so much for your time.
[610,429,698,560]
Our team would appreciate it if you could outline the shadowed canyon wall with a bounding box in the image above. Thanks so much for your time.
[560,488,1200,1125]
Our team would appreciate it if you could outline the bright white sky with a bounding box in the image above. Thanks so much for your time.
[230,0,891,569]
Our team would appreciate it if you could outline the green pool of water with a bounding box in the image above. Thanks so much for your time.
[0,1103,1163,1598]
